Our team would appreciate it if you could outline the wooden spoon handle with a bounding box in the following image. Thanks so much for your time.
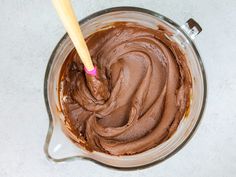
[52,0,94,71]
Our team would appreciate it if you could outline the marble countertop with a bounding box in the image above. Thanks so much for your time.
[0,0,236,176]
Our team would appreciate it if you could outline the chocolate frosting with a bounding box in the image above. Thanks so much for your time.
[59,22,192,155]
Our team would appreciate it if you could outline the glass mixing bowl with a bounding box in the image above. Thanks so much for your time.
[44,7,206,169]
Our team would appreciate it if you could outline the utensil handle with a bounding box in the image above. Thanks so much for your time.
[52,0,94,71]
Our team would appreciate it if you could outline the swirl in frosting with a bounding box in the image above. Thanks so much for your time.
[59,22,192,155]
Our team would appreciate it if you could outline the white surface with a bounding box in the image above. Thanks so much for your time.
[0,0,236,176]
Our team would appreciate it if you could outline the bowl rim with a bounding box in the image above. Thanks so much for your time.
[43,6,207,170]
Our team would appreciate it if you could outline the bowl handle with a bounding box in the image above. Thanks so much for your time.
[181,18,202,40]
